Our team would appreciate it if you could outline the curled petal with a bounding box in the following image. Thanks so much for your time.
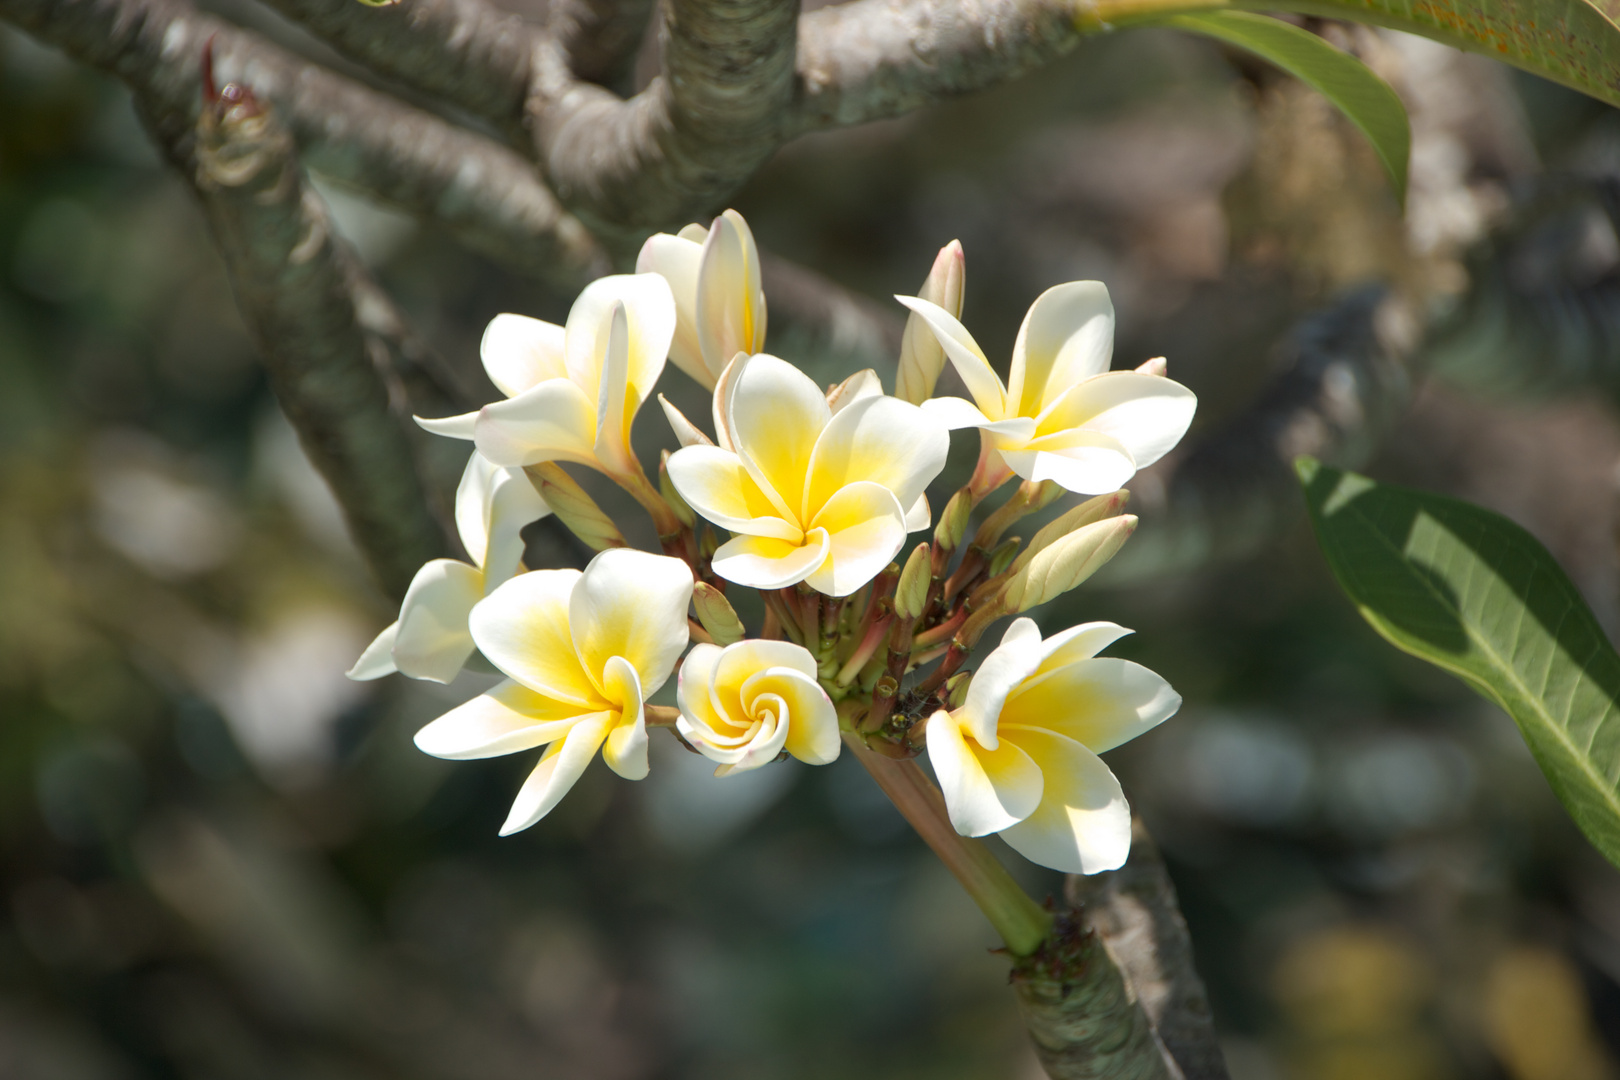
[659,394,715,448]
[802,481,908,597]
[1006,657,1181,755]
[1034,371,1197,471]
[826,368,883,415]
[1033,621,1134,671]
[769,669,840,765]
[711,530,830,590]
[454,451,548,581]
[469,568,598,706]
[636,232,707,386]
[500,712,614,835]
[666,445,802,542]
[725,354,830,521]
[415,411,477,440]
[696,210,766,384]
[804,394,949,522]
[997,727,1131,874]
[998,429,1137,495]
[926,711,1043,837]
[481,313,568,398]
[347,622,399,681]
[392,558,484,683]
[474,379,598,468]
[568,548,693,697]
[958,617,1046,746]
[903,494,930,532]
[893,296,1005,419]
[600,654,649,780]
[1009,281,1114,417]
[676,642,731,738]
[711,638,817,725]
[563,273,675,411]
[414,679,589,760]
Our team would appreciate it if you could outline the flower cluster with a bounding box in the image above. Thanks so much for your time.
[351,210,1194,874]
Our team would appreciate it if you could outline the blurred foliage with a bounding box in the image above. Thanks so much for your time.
[3,11,1620,1080]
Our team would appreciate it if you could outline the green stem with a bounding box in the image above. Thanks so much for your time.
[843,732,1052,956]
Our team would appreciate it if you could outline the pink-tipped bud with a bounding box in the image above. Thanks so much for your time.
[896,240,966,405]
[1135,356,1168,377]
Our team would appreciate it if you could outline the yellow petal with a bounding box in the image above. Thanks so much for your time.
[1005,657,1180,755]
[997,726,1131,873]
[696,209,766,381]
[710,530,830,590]
[803,394,949,522]
[600,654,649,780]
[802,481,907,597]
[666,445,803,542]
[415,678,589,760]
[764,669,840,766]
[500,712,615,835]
[567,548,694,697]
[925,711,1042,837]
[468,568,600,707]
[481,313,568,398]
[1033,371,1197,470]
[725,353,830,522]
[1008,281,1113,418]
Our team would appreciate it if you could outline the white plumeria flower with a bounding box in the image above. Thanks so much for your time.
[666,353,949,596]
[676,639,840,776]
[412,548,694,835]
[926,617,1181,874]
[636,209,766,391]
[416,274,676,480]
[898,282,1196,495]
[348,452,550,684]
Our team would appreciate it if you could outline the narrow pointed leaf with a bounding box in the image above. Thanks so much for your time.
[1297,456,1620,868]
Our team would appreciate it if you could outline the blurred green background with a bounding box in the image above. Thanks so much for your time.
[3,7,1620,1077]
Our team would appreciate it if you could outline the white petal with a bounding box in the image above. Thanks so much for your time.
[767,669,840,765]
[600,654,649,780]
[473,379,598,468]
[500,712,614,835]
[997,727,1131,874]
[826,368,883,415]
[415,411,478,440]
[926,711,1043,837]
[903,493,930,532]
[893,296,1006,419]
[802,481,908,597]
[1008,281,1114,418]
[454,451,548,579]
[725,353,829,521]
[711,530,830,591]
[564,273,675,418]
[920,396,994,431]
[1006,657,1180,755]
[347,622,399,680]
[414,679,590,759]
[676,642,731,744]
[469,568,599,706]
[636,232,708,387]
[999,430,1137,495]
[803,393,950,522]
[666,445,802,541]
[568,548,693,697]
[1035,372,1197,470]
[1033,621,1134,669]
[659,394,715,448]
[392,558,484,683]
[958,617,1047,747]
[481,313,568,398]
[696,209,766,381]
[593,300,636,474]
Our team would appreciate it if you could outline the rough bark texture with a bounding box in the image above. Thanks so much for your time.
[1068,822,1229,1080]
[137,86,448,601]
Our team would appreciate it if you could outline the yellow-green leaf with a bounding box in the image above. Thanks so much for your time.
[1297,457,1620,868]
[1161,12,1409,202]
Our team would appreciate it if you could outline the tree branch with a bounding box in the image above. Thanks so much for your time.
[0,0,609,287]
[134,68,448,600]
[552,0,659,91]
[1068,821,1229,1080]
[791,0,1087,134]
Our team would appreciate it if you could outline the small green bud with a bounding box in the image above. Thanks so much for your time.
[692,582,745,646]
[659,450,696,528]
[944,672,971,709]
[987,536,1021,577]
[894,542,932,620]
[525,463,626,552]
[934,488,973,552]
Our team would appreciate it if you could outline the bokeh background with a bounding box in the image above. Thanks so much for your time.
[3,4,1620,1077]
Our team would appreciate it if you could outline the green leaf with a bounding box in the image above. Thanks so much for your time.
[1296,456,1620,867]
[1158,13,1408,202]
[1082,0,1620,115]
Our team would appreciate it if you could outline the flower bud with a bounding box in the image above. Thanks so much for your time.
[525,463,626,552]
[692,581,746,646]
[987,536,1021,577]
[896,240,965,405]
[1010,490,1131,578]
[1003,515,1137,613]
[944,671,971,709]
[659,450,696,528]
[1135,356,1168,377]
[933,488,973,553]
[894,542,933,620]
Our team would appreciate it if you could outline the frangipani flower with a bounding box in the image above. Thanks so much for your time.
[898,282,1196,496]
[926,617,1180,873]
[676,639,840,775]
[667,353,949,596]
[636,209,766,390]
[413,548,694,835]
[348,451,550,684]
[416,274,676,479]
